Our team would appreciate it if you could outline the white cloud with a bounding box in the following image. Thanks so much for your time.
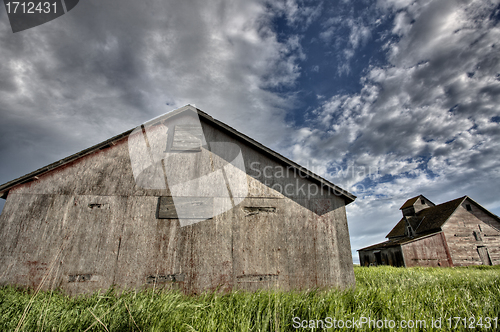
[347,19,372,49]
[0,0,305,182]
[290,0,500,262]
[318,5,377,75]
[269,0,323,28]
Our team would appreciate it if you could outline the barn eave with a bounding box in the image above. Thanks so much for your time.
[0,106,356,204]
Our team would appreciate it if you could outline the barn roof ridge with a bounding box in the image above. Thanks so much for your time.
[399,195,420,210]
[399,194,435,210]
[415,196,466,233]
[358,194,500,252]
[387,195,466,239]
[460,196,500,223]
[0,105,356,204]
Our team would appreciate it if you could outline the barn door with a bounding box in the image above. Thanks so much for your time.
[477,246,492,266]
[232,198,284,291]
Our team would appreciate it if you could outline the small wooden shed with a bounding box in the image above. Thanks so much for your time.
[358,195,500,267]
[0,105,356,295]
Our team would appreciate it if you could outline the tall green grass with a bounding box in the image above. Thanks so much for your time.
[1,266,499,331]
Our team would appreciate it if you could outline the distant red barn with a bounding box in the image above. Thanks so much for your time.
[358,195,500,267]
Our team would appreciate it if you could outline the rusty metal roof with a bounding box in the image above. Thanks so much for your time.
[0,105,356,204]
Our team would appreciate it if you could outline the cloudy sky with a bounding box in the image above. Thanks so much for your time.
[1,0,499,263]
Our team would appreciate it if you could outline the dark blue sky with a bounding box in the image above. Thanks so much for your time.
[267,1,397,127]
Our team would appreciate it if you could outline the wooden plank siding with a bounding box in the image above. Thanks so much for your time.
[359,195,499,268]
[0,109,355,295]
[441,198,500,266]
[401,233,452,267]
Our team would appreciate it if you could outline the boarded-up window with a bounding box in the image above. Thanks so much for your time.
[146,274,185,284]
[157,196,213,219]
[171,125,203,151]
[473,231,482,241]
[243,206,277,216]
[477,246,492,265]
[158,196,177,219]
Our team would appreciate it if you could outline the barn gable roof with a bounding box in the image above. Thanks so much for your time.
[399,194,434,210]
[359,195,500,252]
[399,196,420,210]
[385,218,406,239]
[0,105,356,204]
[387,196,465,238]
[463,196,500,224]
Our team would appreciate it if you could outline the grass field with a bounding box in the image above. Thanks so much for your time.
[1,265,499,331]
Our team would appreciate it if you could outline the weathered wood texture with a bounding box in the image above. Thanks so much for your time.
[171,125,203,151]
[441,199,500,266]
[0,113,355,295]
[412,196,434,214]
[401,233,452,267]
[359,196,499,268]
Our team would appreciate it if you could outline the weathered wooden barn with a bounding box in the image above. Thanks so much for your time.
[0,105,356,295]
[358,195,500,267]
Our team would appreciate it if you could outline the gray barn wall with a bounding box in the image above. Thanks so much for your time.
[0,115,355,295]
[441,199,500,266]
